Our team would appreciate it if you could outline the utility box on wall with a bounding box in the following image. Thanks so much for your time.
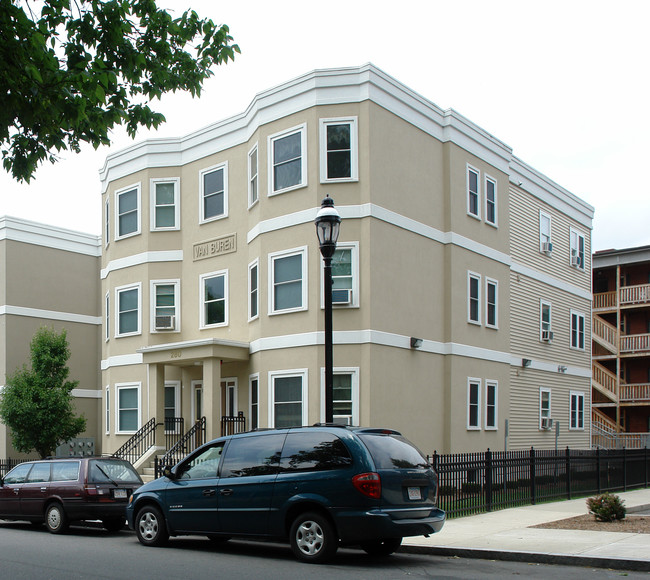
[56,438,95,457]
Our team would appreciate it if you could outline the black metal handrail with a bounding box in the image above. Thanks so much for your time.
[222,412,246,436]
[155,417,206,478]
[113,417,159,466]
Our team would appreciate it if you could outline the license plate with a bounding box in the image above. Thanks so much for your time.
[113,489,127,499]
[407,487,422,500]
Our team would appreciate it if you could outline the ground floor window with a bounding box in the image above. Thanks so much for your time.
[467,379,481,429]
[570,391,585,430]
[116,383,140,433]
[270,370,307,428]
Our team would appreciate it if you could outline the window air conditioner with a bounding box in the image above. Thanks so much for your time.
[541,417,552,430]
[155,315,175,330]
[571,255,581,267]
[541,241,553,253]
[331,288,352,305]
[541,329,554,341]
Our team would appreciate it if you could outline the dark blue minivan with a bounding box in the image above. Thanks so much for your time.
[126,426,445,563]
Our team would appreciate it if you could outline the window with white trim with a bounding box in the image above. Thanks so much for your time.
[540,211,552,253]
[467,165,480,218]
[540,388,551,429]
[105,386,110,434]
[570,310,585,350]
[105,198,110,246]
[540,301,552,341]
[151,280,180,332]
[570,228,586,269]
[200,270,228,328]
[200,162,228,223]
[321,243,359,308]
[269,370,307,428]
[150,178,180,230]
[467,379,481,429]
[570,391,585,430]
[116,383,140,433]
[485,278,498,328]
[249,375,259,431]
[319,117,358,182]
[248,144,258,207]
[164,382,180,431]
[115,283,141,337]
[320,368,359,425]
[485,381,498,430]
[269,124,306,194]
[485,175,497,226]
[248,259,259,321]
[468,272,481,324]
[269,247,307,314]
[115,183,141,239]
[105,292,110,342]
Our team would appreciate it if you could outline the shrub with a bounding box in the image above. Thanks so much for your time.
[438,485,457,497]
[586,492,627,522]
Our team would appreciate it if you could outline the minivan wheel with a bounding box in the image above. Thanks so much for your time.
[360,537,402,557]
[45,503,69,534]
[135,505,169,547]
[289,512,338,564]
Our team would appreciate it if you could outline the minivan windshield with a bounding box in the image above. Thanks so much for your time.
[358,434,429,470]
[88,459,142,484]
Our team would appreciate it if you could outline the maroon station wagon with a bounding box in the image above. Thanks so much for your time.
[0,456,143,533]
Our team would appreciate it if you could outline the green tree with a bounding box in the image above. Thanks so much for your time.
[0,0,239,182]
[0,327,86,458]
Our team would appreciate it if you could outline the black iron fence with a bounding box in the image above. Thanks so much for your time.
[155,417,206,478]
[429,447,650,519]
[0,458,25,478]
[113,417,160,466]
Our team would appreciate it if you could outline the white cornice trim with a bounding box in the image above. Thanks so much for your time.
[101,250,184,279]
[136,337,250,353]
[101,353,143,370]
[0,305,101,325]
[511,262,592,301]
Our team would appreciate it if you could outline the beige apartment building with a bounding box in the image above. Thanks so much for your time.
[96,64,594,458]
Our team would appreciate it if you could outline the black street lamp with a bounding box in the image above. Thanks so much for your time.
[315,195,341,424]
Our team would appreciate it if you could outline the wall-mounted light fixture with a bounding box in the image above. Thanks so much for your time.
[522,358,531,368]
[558,365,567,373]
[410,337,423,349]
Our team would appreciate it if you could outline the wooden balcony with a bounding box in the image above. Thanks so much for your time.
[594,283,650,311]
[620,383,650,404]
[620,333,650,354]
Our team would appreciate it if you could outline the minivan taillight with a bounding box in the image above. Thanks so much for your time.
[352,472,381,499]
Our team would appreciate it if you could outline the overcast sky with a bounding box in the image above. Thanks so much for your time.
[1,0,648,252]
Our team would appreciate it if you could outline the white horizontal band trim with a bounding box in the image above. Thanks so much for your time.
[101,353,143,370]
[0,305,101,325]
[71,389,102,399]
[512,262,592,301]
[101,250,184,279]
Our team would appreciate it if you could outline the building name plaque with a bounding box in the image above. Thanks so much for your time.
[193,234,237,261]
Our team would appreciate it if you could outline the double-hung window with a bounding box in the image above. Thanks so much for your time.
[248,144,258,207]
[270,370,307,428]
[116,383,140,433]
[269,247,307,314]
[151,178,180,230]
[485,278,498,328]
[200,163,228,223]
[571,310,585,350]
[540,301,552,341]
[105,292,110,341]
[151,280,179,332]
[540,388,551,429]
[322,243,359,308]
[319,117,358,182]
[269,125,306,194]
[320,368,359,425]
[105,386,110,434]
[248,259,259,321]
[540,211,552,253]
[570,391,585,430]
[484,175,497,226]
[468,272,481,324]
[467,379,481,429]
[467,165,480,218]
[200,270,228,328]
[105,198,110,246]
[115,283,141,337]
[570,228,586,269]
[115,183,140,239]
[485,381,498,430]
[249,375,259,431]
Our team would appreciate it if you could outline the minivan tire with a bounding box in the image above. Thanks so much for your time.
[360,537,402,556]
[45,503,69,534]
[289,512,338,564]
[135,505,169,547]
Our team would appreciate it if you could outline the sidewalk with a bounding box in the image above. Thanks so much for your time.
[402,488,650,572]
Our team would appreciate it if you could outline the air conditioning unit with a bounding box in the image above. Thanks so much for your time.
[541,241,553,253]
[571,255,581,267]
[541,417,552,430]
[155,315,175,330]
[331,289,352,305]
[541,329,554,341]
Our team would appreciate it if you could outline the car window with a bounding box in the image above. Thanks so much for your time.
[357,433,429,469]
[280,432,353,473]
[26,462,51,483]
[88,459,142,484]
[179,443,224,480]
[51,461,81,482]
[220,434,285,478]
[3,463,32,484]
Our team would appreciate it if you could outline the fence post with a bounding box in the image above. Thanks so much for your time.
[485,449,492,512]
[596,447,601,494]
[623,447,628,492]
[565,447,572,500]
[530,447,536,505]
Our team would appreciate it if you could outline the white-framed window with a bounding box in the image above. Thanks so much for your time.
[268,369,308,428]
[570,228,586,269]
[150,177,180,231]
[485,381,498,430]
[540,211,552,253]
[116,382,140,434]
[467,378,481,429]
[105,386,110,434]
[467,165,480,219]
[319,117,358,182]
[221,378,237,417]
[191,381,203,424]
[164,381,180,432]
[320,242,359,308]
[484,175,497,226]
[115,283,141,337]
[105,292,110,342]
[485,278,498,328]
[570,391,585,430]
[268,124,307,195]
[319,367,359,425]
[150,280,180,332]
[468,272,481,324]
[248,143,259,208]
[540,301,552,341]
[200,270,228,328]
[570,310,586,350]
[199,162,228,223]
[248,259,259,321]
[104,198,110,247]
[540,388,551,430]
[249,374,259,431]
[269,247,307,315]
[115,183,141,240]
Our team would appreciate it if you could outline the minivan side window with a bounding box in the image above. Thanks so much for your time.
[3,463,32,484]
[280,432,353,473]
[220,434,285,478]
[51,461,81,482]
[26,462,51,483]
[179,443,224,480]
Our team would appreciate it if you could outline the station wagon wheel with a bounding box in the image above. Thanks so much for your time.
[135,505,169,547]
[289,512,338,564]
[360,537,402,557]
[45,503,69,534]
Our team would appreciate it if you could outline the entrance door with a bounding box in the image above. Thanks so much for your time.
[221,378,237,417]
[191,381,203,424]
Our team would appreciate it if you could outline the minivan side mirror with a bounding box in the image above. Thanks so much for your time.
[162,465,176,480]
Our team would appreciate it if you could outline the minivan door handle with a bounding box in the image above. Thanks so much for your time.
[202,489,216,497]
[219,488,233,496]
